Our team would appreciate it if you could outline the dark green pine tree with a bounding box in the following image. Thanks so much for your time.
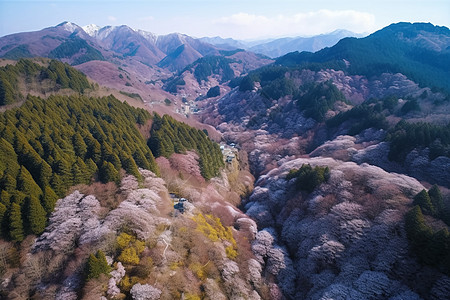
[85,135,102,164]
[37,160,52,189]
[405,205,433,254]
[9,202,24,242]
[72,157,90,185]
[1,173,17,192]
[42,186,58,214]
[133,148,151,170]
[120,152,141,179]
[53,158,72,191]
[101,141,121,171]
[73,132,88,158]
[0,202,6,235]
[0,190,10,207]
[85,250,110,280]
[85,158,98,181]
[144,150,159,176]
[413,189,436,216]
[428,185,444,218]
[26,196,47,235]
[0,138,19,178]
[424,228,450,267]
[99,161,119,183]
[50,173,65,197]
[17,165,42,199]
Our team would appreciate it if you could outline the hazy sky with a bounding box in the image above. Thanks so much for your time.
[1,0,449,39]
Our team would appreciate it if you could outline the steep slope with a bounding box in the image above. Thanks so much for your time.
[0,22,105,65]
[88,25,165,66]
[156,33,219,72]
[0,58,92,106]
[163,50,273,99]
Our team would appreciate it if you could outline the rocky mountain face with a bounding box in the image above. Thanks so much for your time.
[0,22,220,72]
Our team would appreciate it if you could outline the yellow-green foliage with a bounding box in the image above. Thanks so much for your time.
[119,275,139,292]
[184,293,201,300]
[117,232,134,249]
[118,247,140,265]
[116,232,145,265]
[189,262,207,281]
[170,261,183,271]
[225,245,238,260]
[192,214,238,259]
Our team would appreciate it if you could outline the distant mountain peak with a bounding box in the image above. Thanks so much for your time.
[136,29,158,43]
[56,21,81,33]
[82,24,101,37]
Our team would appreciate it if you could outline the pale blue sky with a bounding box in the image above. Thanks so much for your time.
[0,0,449,39]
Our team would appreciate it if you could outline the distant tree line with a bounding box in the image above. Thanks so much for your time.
[0,59,91,105]
[49,36,105,65]
[0,94,158,241]
[148,114,224,180]
[405,185,450,275]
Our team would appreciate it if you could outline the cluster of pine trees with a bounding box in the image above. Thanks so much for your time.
[296,81,347,121]
[326,102,389,135]
[49,36,105,65]
[387,120,450,162]
[148,114,224,180]
[238,65,348,122]
[0,94,158,241]
[286,164,330,193]
[0,59,91,105]
[405,186,450,275]
[190,56,235,84]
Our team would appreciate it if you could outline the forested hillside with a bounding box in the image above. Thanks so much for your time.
[0,94,158,241]
[275,22,450,93]
[148,114,224,180]
[0,59,91,105]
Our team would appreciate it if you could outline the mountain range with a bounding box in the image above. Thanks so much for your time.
[0,22,361,70]
[200,29,365,58]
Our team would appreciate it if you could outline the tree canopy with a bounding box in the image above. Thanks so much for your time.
[148,114,224,180]
[0,94,158,240]
[0,59,92,106]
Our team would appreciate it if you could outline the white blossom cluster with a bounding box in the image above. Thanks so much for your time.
[244,156,446,299]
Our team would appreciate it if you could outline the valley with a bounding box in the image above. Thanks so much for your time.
[0,20,450,300]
